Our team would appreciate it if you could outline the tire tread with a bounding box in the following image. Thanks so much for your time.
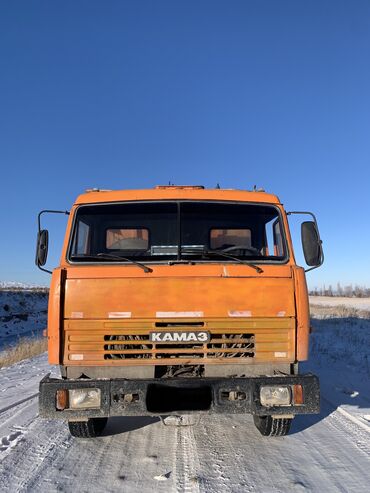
[253,415,292,437]
[68,417,108,438]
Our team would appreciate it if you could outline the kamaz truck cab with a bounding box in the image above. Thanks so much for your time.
[36,186,323,437]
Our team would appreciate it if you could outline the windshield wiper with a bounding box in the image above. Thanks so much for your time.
[70,253,153,273]
[181,247,263,273]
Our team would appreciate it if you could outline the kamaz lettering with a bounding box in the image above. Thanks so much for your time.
[149,331,210,343]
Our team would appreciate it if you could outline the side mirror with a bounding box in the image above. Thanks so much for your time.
[35,229,49,266]
[301,221,322,266]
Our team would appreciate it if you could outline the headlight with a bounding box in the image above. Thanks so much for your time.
[260,386,291,407]
[68,388,101,409]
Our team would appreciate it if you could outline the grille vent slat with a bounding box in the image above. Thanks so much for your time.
[102,333,255,360]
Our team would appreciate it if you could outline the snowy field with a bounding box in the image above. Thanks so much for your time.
[310,295,370,311]
[0,290,48,350]
[0,295,369,492]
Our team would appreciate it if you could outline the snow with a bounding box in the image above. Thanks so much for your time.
[0,282,46,289]
[0,295,369,492]
[310,315,370,376]
[0,290,48,350]
[310,295,370,311]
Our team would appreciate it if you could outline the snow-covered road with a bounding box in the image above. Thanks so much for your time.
[1,296,370,492]
[1,352,369,493]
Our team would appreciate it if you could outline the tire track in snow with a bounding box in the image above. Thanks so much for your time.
[323,397,370,435]
[1,410,370,493]
[0,395,40,460]
[174,422,201,493]
[324,402,370,458]
[195,416,257,493]
[0,392,38,415]
[0,419,71,492]
[0,396,38,431]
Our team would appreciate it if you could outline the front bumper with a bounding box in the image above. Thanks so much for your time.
[39,374,320,420]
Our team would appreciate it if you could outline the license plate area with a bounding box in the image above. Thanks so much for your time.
[146,383,212,412]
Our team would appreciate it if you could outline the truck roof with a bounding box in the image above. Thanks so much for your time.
[74,186,281,205]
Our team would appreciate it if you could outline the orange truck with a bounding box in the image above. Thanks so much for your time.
[36,186,323,437]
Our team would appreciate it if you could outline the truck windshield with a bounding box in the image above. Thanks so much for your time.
[69,201,287,263]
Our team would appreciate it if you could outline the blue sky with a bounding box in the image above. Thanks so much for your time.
[0,0,369,288]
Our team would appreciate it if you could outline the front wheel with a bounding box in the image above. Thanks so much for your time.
[68,417,108,438]
[253,415,292,437]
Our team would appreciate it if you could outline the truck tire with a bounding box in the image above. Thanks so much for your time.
[68,417,108,438]
[253,415,292,437]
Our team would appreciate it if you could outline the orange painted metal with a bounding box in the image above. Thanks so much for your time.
[59,206,77,266]
[64,276,295,319]
[63,264,292,279]
[292,266,310,361]
[47,268,65,364]
[75,188,281,205]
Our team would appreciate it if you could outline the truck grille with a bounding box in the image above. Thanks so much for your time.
[103,333,255,360]
[64,317,294,365]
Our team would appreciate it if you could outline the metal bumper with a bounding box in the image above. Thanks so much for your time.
[39,373,320,420]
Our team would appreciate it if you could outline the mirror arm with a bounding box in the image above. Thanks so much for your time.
[37,265,53,275]
[36,210,70,274]
[287,211,324,272]
[37,210,70,233]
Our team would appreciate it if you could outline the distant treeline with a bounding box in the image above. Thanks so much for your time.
[309,283,370,298]
[0,286,49,293]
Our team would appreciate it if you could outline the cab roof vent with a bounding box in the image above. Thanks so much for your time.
[155,185,205,190]
[85,188,112,193]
